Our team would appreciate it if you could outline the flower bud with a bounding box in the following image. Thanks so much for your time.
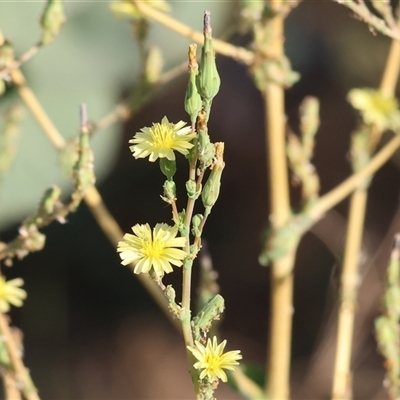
[184,44,202,125]
[162,180,176,204]
[40,0,66,45]
[0,40,14,69]
[159,158,176,180]
[196,127,215,170]
[191,214,204,238]
[202,142,225,213]
[186,179,200,199]
[192,294,225,340]
[196,11,220,120]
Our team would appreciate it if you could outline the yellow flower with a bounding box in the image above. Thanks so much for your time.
[129,116,196,162]
[187,336,242,383]
[0,276,27,313]
[117,223,187,278]
[348,88,400,131]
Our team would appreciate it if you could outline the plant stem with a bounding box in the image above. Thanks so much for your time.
[333,0,400,41]
[309,134,400,222]
[331,28,400,400]
[264,9,293,400]
[0,313,40,400]
[181,158,200,395]
[332,190,367,400]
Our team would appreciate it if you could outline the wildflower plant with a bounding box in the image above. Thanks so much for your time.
[3,0,400,399]
[116,10,242,399]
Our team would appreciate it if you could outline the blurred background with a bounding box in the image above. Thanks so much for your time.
[1,1,400,399]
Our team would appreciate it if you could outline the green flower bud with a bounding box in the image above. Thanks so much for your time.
[186,179,200,199]
[184,44,202,125]
[0,40,14,69]
[177,210,189,237]
[191,214,204,238]
[39,185,62,216]
[201,142,225,213]
[159,158,176,180]
[196,11,220,120]
[40,0,66,45]
[196,127,215,169]
[192,294,225,341]
[162,180,176,204]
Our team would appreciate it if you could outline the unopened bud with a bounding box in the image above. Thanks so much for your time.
[202,142,225,212]
[186,179,200,199]
[196,11,220,120]
[40,0,66,45]
[160,158,176,180]
[0,40,14,69]
[191,214,204,237]
[196,127,215,169]
[162,180,176,203]
[192,294,225,340]
[73,107,95,193]
[184,44,202,125]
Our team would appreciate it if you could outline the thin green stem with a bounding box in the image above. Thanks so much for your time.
[180,157,201,395]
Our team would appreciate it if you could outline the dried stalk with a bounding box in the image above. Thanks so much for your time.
[263,6,293,399]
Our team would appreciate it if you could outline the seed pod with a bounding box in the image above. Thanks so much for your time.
[184,44,202,125]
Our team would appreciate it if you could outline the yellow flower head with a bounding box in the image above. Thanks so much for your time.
[129,116,196,162]
[187,336,242,383]
[348,88,400,131]
[0,276,27,313]
[117,223,187,278]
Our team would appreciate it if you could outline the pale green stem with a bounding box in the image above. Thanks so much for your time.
[332,190,367,400]
[181,156,201,395]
